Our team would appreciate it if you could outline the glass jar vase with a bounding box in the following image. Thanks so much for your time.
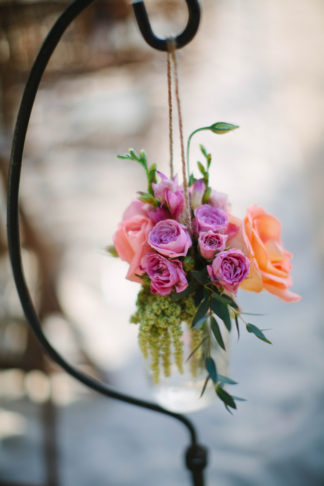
[144,320,230,413]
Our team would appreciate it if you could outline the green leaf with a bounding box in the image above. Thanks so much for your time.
[200,375,210,398]
[188,174,197,187]
[106,245,118,257]
[137,192,157,205]
[209,122,239,134]
[216,386,237,409]
[186,337,207,362]
[194,286,205,307]
[200,144,208,157]
[202,186,212,204]
[205,356,218,384]
[231,395,246,402]
[197,161,207,177]
[246,323,272,344]
[193,315,209,330]
[217,375,237,385]
[192,268,209,285]
[192,298,210,327]
[211,298,231,331]
[210,316,226,350]
[172,281,196,301]
[211,291,239,310]
[234,314,240,340]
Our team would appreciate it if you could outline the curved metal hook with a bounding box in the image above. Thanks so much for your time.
[132,0,201,51]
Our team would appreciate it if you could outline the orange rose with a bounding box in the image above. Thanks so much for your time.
[238,205,300,302]
[113,203,153,282]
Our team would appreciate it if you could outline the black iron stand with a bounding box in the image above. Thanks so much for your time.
[6,1,207,484]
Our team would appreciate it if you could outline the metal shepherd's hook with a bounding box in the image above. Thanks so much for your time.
[7,0,206,485]
[132,0,201,51]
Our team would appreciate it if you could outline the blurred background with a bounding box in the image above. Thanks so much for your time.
[0,0,323,485]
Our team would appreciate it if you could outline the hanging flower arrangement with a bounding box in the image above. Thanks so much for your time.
[108,122,300,411]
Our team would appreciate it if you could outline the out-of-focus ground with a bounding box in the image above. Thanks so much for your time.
[0,0,324,485]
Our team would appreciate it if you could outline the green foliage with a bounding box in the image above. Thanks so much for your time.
[217,375,237,385]
[210,315,226,350]
[246,323,272,344]
[106,245,118,257]
[118,148,157,197]
[216,386,237,410]
[234,313,240,339]
[192,298,210,327]
[211,291,239,310]
[211,298,232,331]
[205,356,218,384]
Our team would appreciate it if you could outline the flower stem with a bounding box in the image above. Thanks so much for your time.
[186,126,209,180]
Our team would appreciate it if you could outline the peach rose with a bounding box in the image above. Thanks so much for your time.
[237,205,300,302]
[113,202,153,282]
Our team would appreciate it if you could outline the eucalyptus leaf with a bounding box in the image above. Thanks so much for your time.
[211,298,231,331]
[217,375,237,385]
[192,268,209,285]
[246,323,272,344]
[186,337,207,362]
[234,314,240,340]
[200,375,210,398]
[216,386,237,409]
[210,316,225,350]
[211,291,239,310]
[192,298,210,327]
[193,315,209,330]
[205,357,218,384]
[194,286,204,307]
[231,395,247,402]
[172,281,196,301]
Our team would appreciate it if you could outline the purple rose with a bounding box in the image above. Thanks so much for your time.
[207,249,250,293]
[193,204,228,234]
[148,219,192,258]
[152,172,185,220]
[190,179,205,209]
[198,231,227,260]
[140,253,188,296]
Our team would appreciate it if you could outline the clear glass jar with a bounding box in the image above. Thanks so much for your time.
[145,320,230,413]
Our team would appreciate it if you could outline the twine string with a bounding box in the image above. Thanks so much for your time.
[168,45,192,232]
[166,49,174,178]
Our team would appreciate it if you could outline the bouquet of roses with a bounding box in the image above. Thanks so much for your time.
[108,122,300,411]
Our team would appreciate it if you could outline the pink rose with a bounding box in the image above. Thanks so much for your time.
[208,190,229,211]
[147,206,170,224]
[140,253,188,296]
[113,209,153,282]
[148,219,192,258]
[193,204,228,234]
[122,199,150,220]
[190,180,205,209]
[207,249,250,294]
[198,231,227,260]
[152,171,185,220]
